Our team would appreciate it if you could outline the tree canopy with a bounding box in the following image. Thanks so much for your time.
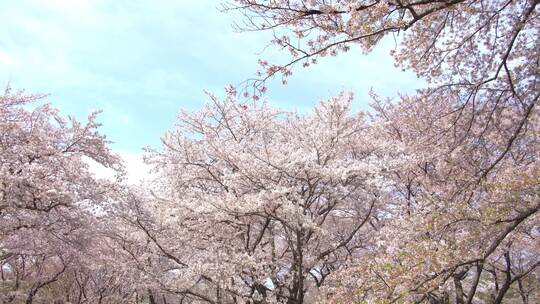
[1,0,538,303]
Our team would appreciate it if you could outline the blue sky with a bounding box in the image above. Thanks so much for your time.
[0,0,421,153]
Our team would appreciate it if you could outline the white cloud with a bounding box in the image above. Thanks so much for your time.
[0,51,15,66]
[0,0,424,152]
[118,150,153,184]
[85,150,152,185]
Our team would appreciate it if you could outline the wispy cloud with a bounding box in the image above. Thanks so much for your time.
[0,0,422,152]
[86,150,151,185]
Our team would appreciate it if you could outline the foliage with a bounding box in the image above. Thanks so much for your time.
[1,0,539,303]
[0,87,127,303]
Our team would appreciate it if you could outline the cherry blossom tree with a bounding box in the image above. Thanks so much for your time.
[223,0,539,303]
[224,0,538,106]
[1,1,537,303]
[323,92,539,303]
[116,92,407,303]
[0,87,126,303]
